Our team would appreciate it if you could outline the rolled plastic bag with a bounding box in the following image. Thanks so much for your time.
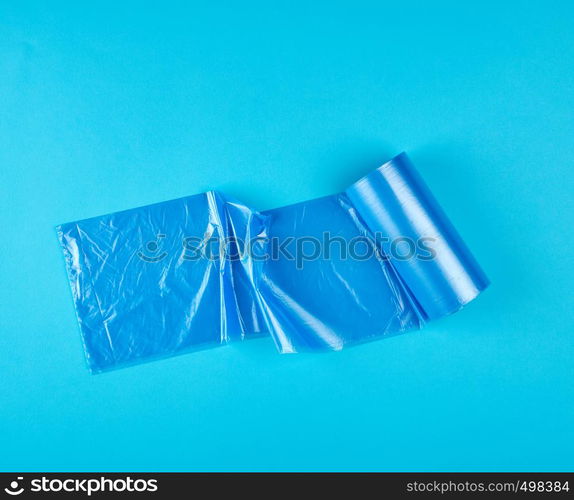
[57,153,488,372]
[345,152,489,321]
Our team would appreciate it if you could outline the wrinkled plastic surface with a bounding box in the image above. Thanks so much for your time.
[57,153,489,372]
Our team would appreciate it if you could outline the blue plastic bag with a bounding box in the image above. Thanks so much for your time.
[57,153,489,372]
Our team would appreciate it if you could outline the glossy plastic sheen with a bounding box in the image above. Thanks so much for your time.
[346,153,489,320]
[57,153,489,372]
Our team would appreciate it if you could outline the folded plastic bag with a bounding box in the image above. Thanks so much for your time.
[57,153,489,372]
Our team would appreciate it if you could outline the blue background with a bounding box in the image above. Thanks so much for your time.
[0,1,572,471]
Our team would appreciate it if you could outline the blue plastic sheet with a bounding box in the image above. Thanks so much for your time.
[57,153,489,372]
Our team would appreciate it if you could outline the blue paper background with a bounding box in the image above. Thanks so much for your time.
[0,1,572,471]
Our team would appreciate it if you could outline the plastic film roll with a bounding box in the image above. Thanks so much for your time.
[57,152,489,371]
[346,153,489,320]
